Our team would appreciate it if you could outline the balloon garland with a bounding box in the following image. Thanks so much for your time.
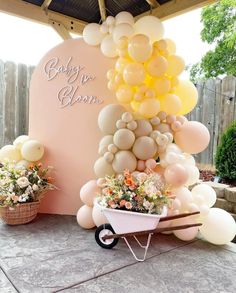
[77,11,236,245]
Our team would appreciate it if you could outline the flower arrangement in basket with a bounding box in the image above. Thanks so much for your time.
[0,162,56,225]
[97,170,171,215]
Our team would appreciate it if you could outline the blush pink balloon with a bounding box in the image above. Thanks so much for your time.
[174,121,210,154]
[164,163,188,187]
[145,159,157,170]
[137,160,146,171]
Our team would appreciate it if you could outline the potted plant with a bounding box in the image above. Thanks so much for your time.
[0,162,56,225]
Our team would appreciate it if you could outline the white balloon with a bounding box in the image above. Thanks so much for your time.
[83,23,105,46]
[21,140,44,162]
[200,208,236,245]
[92,204,108,227]
[174,187,193,211]
[101,35,118,58]
[115,11,134,25]
[0,145,22,162]
[134,16,164,43]
[13,135,29,150]
[191,184,216,208]
[80,180,101,207]
[112,23,134,44]
[199,204,210,217]
[184,165,200,186]
[77,205,95,229]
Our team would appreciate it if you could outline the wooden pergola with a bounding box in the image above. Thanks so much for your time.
[0,0,215,40]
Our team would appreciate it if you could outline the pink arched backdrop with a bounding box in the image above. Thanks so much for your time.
[29,38,116,215]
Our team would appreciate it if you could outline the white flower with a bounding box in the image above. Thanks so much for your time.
[32,184,39,191]
[16,177,30,188]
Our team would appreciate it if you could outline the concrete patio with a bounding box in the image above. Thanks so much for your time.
[0,214,236,293]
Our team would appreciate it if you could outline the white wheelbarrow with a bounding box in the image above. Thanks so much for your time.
[95,204,202,262]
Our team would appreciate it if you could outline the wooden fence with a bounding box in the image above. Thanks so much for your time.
[0,59,235,165]
[0,60,34,146]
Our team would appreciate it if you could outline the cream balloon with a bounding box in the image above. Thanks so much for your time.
[134,119,152,137]
[132,136,157,160]
[173,187,193,211]
[101,35,118,58]
[92,204,108,227]
[173,80,198,115]
[173,217,199,241]
[160,94,182,115]
[112,23,134,44]
[98,104,125,134]
[128,34,152,62]
[113,129,135,150]
[115,11,134,25]
[76,205,95,229]
[83,23,105,46]
[164,164,188,188]
[174,121,210,154]
[21,140,44,162]
[115,57,130,73]
[191,184,216,208]
[200,208,236,245]
[0,145,22,162]
[166,55,185,77]
[184,165,200,186]
[123,63,146,86]
[138,98,160,118]
[80,180,101,207]
[13,135,29,150]
[98,135,114,155]
[134,16,164,43]
[112,150,137,173]
[94,157,115,178]
[147,56,168,77]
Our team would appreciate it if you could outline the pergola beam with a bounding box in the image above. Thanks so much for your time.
[137,0,215,20]
[98,0,107,21]
[145,0,160,8]
[41,0,53,11]
[0,0,87,35]
[49,19,72,40]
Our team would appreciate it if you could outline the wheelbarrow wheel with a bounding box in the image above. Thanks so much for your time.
[95,224,119,249]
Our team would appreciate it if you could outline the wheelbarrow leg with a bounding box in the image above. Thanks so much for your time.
[123,233,153,262]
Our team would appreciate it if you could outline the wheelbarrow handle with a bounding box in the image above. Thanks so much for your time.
[102,223,202,240]
[159,211,200,222]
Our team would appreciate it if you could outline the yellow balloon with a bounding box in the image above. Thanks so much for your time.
[153,77,171,96]
[164,38,176,55]
[107,80,118,91]
[115,57,130,73]
[154,39,167,51]
[166,55,185,77]
[131,100,140,112]
[172,80,198,115]
[106,69,116,80]
[138,98,160,118]
[160,94,182,115]
[116,84,134,103]
[128,34,152,62]
[147,56,168,77]
[123,63,146,86]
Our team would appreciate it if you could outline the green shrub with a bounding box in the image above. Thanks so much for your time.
[215,121,236,179]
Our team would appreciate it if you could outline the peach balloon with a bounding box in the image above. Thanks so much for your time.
[164,163,188,187]
[92,204,108,227]
[80,180,101,207]
[76,205,95,229]
[137,160,146,171]
[173,217,199,241]
[174,121,210,154]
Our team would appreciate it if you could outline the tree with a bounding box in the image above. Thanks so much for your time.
[215,121,236,180]
[189,0,236,82]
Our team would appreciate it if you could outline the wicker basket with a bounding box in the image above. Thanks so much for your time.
[0,201,40,225]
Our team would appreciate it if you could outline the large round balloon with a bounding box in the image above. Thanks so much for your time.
[200,208,236,245]
[0,145,22,162]
[132,136,157,160]
[83,23,105,46]
[94,157,114,178]
[173,80,198,115]
[101,35,118,58]
[164,164,188,188]
[98,104,125,134]
[112,150,137,173]
[134,16,164,43]
[174,121,210,154]
[92,204,108,227]
[113,129,135,150]
[173,217,199,241]
[128,34,152,62]
[77,205,95,229]
[13,135,29,150]
[21,140,44,162]
[80,180,101,207]
[191,184,216,208]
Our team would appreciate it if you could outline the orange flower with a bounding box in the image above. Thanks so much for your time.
[29,164,34,170]
[124,178,134,186]
[47,176,54,183]
[119,199,126,207]
[37,163,42,168]
[108,200,115,207]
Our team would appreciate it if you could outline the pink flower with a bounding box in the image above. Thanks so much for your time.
[125,202,132,209]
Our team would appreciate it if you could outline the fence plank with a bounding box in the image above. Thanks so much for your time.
[0,60,5,146]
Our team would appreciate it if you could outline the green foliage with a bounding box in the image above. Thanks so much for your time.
[189,0,236,82]
[215,121,236,179]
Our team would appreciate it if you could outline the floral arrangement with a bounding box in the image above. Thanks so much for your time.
[0,162,56,207]
[97,170,171,214]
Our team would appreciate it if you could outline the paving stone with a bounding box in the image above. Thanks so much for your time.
[225,187,236,203]
[214,198,233,212]
[0,267,17,293]
[63,241,236,293]
[204,181,229,198]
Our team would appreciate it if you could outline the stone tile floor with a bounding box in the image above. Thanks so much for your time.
[0,214,235,293]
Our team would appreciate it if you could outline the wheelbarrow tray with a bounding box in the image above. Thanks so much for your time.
[101,205,168,234]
